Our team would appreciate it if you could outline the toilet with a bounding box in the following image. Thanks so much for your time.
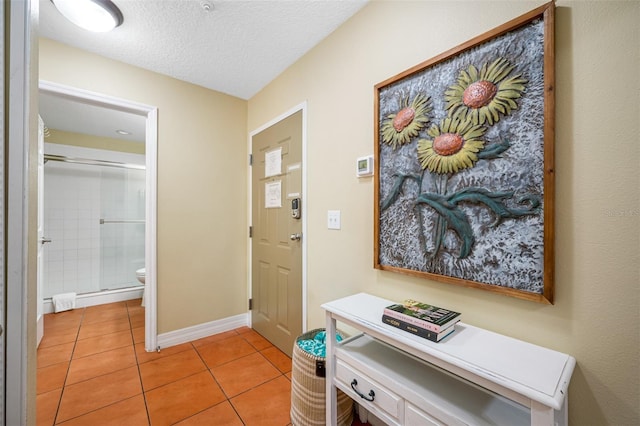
[136,267,146,284]
[136,268,146,306]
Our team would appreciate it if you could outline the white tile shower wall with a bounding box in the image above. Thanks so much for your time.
[44,162,102,297]
[43,144,145,298]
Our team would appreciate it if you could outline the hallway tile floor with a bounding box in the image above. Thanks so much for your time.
[36,299,294,425]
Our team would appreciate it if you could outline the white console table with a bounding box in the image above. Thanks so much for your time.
[322,293,575,426]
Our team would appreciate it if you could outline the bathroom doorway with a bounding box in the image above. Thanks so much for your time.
[38,81,158,351]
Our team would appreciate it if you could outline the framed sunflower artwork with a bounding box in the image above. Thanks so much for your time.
[374,2,555,304]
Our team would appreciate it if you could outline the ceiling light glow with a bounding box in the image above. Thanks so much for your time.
[51,0,124,33]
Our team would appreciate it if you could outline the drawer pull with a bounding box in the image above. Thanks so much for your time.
[350,379,375,402]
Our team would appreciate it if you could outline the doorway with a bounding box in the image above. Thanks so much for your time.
[38,81,159,352]
[250,105,306,357]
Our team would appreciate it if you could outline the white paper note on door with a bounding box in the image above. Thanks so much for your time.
[265,181,282,208]
[265,148,282,177]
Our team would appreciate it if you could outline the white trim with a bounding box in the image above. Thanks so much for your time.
[0,3,5,420]
[248,102,308,333]
[37,81,159,353]
[7,1,33,424]
[145,108,159,352]
[42,287,144,314]
[156,314,249,349]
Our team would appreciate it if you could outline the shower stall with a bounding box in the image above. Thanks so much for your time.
[42,144,145,301]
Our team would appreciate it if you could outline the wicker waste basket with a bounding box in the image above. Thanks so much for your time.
[290,328,353,426]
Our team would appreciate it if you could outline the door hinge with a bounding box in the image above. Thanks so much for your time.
[249,154,253,166]
[248,298,253,310]
[249,226,253,238]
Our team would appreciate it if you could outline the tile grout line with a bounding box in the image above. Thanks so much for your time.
[46,304,145,425]
[41,304,295,426]
[186,329,294,426]
[127,301,153,426]
[51,306,86,426]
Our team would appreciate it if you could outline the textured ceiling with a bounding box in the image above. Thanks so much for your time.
[39,0,368,100]
[39,92,147,143]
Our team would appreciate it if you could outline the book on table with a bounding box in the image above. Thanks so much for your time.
[383,299,461,333]
[381,314,456,342]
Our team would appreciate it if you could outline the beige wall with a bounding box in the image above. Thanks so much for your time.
[45,129,146,154]
[39,38,249,333]
[248,1,639,425]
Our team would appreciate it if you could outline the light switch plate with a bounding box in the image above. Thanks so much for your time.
[328,210,341,230]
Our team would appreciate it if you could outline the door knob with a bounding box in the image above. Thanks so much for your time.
[40,237,52,244]
[290,233,302,241]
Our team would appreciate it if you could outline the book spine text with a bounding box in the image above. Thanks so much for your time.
[383,308,444,332]
[382,315,454,342]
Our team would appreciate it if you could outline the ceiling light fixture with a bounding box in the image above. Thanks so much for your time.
[200,1,214,12]
[51,0,124,33]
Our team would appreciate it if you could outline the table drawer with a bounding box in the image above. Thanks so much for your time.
[405,403,446,426]
[336,359,403,421]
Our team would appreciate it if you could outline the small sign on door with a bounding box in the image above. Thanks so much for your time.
[265,180,282,208]
[265,148,282,177]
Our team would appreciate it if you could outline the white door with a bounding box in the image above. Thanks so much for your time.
[37,116,45,346]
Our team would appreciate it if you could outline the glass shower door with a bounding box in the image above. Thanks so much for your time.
[100,166,145,291]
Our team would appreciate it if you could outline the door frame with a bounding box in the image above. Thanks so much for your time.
[38,81,159,353]
[248,102,308,334]
[6,0,36,423]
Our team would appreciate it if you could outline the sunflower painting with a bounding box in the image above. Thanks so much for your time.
[374,3,555,304]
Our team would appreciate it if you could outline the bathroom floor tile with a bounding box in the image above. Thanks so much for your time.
[55,394,149,426]
[82,307,129,325]
[36,388,62,426]
[66,345,137,385]
[44,309,84,329]
[38,327,79,349]
[174,400,243,425]
[240,329,274,351]
[145,371,226,426]
[195,335,256,369]
[139,348,206,391]
[129,311,145,329]
[132,326,145,344]
[56,366,142,423]
[261,346,293,374]
[84,301,127,314]
[72,329,133,359]
[37,342,75,369]
[126,298,143,307]
[78,317,131,340]
[211,352,281,398]
[231,376,291,426]
[37,362,69,395]
[127,304,145,316]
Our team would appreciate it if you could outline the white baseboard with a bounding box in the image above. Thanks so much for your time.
[43,287,144,314]
[157,313,249,350]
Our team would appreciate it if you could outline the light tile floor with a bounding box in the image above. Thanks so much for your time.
[36,299,295,425]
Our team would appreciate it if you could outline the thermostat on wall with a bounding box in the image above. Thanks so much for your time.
[356,155,374,177]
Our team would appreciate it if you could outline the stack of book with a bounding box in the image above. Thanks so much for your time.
[382,299,461,342]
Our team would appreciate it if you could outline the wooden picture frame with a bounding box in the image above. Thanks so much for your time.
[374,2,555,304]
